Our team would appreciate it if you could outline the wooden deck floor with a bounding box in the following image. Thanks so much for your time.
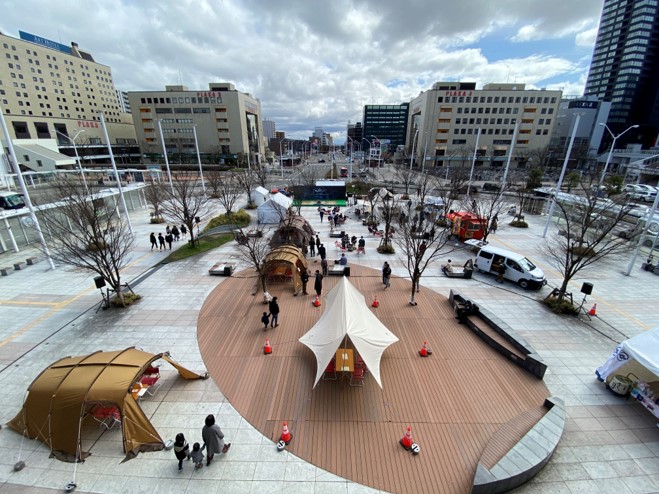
[198,265,549,494]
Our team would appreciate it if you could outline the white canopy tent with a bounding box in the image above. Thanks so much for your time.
[257,193,293,224]
[596,326,659,382]
[299,277,399,388]
[251,186,270,207]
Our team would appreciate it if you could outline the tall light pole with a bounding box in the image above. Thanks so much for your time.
[409,129,419,171]
[466,128,481,200]
[55,129,88,195]
[543,114,582,238]
[421,131,428,174]
[599,123,639,190]
[278,137,285,179]
[0,103,55,269]
[99,112,132,233]
[192,125,206,194]
[501,121,519,188]
[156,119,174,194]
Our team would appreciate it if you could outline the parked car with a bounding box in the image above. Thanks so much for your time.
[482,182,501,192]
[0,190,25,210]
[318,159,326,163]
[626,184,657,202]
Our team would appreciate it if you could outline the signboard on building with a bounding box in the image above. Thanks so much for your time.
[19,31,71,54]
[568,100,598,110]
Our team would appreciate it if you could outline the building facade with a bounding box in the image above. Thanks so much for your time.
[408,82,562,169]
[584,0,659,150]
[115,89,131,114]
[362,104,409,155]
[127,83,264,165]
[0,30,138,172]
[550,97,611,155]
[262,119,275,139]
[346,122,363,156]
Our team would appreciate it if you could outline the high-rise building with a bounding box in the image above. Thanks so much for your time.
[346,122,362,155]
[128,83,263,164]
[0,30,138,172]
[115,89,131,114]
[262,119,275,139]
[584,0,659,149]
[362,104,409,155]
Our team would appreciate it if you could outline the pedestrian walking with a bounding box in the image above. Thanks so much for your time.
[490,215,498,234]
[315,235,321,254]
[149,232,157,250]
[165,232,173,250]
[180,224,188,240]
[419,240,427,257]
[321,258,328,276]
[166,225,172,236]
[268,297,280,327]
[318,244,326,260]
[319,208,324,222]
[357,236,365,254]
[173,433,190,471]
[414,267,421,292]
[382,262,391,289]
[189,442,204,470]
[301,269,309,295]
[201,414,230,467]
[309,239,315,257]
[314,270,323,297]
[261,311,270,330]
[158,233,165,250]
[172,225,180,241]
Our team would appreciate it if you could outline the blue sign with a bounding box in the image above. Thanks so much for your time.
[19,31,71,54]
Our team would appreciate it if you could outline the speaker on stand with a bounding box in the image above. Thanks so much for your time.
[94,277,110,312]
[577,282,593,319]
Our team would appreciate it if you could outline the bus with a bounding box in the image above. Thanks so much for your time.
[340,167,349,178]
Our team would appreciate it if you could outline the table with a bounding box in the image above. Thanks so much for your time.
[335,349,354,372]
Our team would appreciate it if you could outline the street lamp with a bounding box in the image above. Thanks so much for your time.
[599,123,639,190]
[156,119,175,194]
[421,131,428,174]
[409,129,419,171]
[278,137,286,179]
[466,128,481,199]
[192,125,206,194]
[55,129,88,195]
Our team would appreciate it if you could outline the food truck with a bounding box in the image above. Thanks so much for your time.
[446,211,487,241]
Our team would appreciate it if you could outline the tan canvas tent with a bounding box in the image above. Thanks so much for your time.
[299,277,399,387]
[7,347,206,462]
[263,245,309,294]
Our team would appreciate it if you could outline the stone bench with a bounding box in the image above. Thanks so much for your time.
[14,261,27,271]
[26,256,40,265]
[1,266,14,276]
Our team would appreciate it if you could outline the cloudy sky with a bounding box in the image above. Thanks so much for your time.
[2,0,603,142]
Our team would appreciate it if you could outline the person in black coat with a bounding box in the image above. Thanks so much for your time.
[268,297,280,327]
[318,244,326,260]
[314,270,323,297]
[300,269,309,295]
[158,232,166,250]
[165,232,173,250]
[149,232,157,250]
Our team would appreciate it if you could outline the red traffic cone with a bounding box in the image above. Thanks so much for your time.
[263,338,272,355]
[400,426,413,450]
[589,304,597,316]
[419,341,429,357]
[313,295,321,307]
[280,422,292,444]
[372,295,380,308]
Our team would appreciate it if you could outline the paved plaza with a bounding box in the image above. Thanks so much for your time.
[0,199,658,494]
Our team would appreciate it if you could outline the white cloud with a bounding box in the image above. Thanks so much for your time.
[0,0,604,140]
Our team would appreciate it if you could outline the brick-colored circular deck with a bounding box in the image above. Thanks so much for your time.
[198,265,549,494]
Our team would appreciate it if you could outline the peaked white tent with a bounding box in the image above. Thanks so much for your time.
[251,186,270,206]
[596,326,659,382]
[299,277,399,388]
[257,193,293,224]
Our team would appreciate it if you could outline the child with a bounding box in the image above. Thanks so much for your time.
[190,442,205,470]
[261,312,270,330]
[173,433,190,471]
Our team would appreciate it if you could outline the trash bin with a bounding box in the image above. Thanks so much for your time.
[464,269,473,279]
[343,266,351,277]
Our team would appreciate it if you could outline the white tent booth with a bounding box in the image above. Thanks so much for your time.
[257,193,293,224]
[596,327,659,419]
[251,186,270,207]
[299,277,399,387]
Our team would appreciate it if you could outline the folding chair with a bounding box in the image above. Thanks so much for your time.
[91,405,121,430]
[323,359,338,380]
[139,365,162,396]
[349,367,365,386]
[355,355,368,374]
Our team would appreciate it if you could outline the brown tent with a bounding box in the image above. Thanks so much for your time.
[263,245,309,294]
[7,347,206,462]
[270,215,315,249]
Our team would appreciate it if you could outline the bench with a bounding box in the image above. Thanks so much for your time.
[14,261,27,271]
[26,257,40,265]
[0,266,14,276]
[209,262,235,276]
[329,264,346,276]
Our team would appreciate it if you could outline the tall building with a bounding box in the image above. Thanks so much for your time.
[550,97,611,155]
[0,30,138,172]
[408,82,561,168]
[584,0,659,149]
[262,119,275,139]
[346,122,362,155]
[362,104,409,154]
[115,89,131,114]
[128,83,264,164]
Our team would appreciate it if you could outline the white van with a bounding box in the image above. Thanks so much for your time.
[474,245,547,289]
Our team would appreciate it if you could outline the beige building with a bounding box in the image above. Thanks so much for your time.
[0,30,137,172]
[408,82,562,169]
[127,83,264,165]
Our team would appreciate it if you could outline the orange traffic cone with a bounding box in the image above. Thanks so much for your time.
[280,422,292,444]
[400,426,413,450]
[419,341,429,357]
[372,295,379,308]
[313,295,321,307]
[589,304,597,317]
[263,338,272,355]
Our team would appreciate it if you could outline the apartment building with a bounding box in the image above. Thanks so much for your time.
[128,83,264,164]
[408,82,562,168]
[0,30,137,172]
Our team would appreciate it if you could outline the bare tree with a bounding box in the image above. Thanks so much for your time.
[40,178,135,306]
[233,227,272,293]
[394,209,454,305]
[235,170,257,208]
[539,180,634,302]
[393,165,417,195]
[159,173,209,247]
[464,187,510,242]
[143,181,167,222]
[205,169,223,198]
[214,173,242,215]
[298,163,323,186]
[253,163,269,188]
[437,168,469,218]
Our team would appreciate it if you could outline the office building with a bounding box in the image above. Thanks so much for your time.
[550,97,611,155]
[346,122,362,156]
[362,104,409,155]
[584,0,659,149]
[408,82,561,168]
[262,119,275,139]
[116,89,131,114]
[0,30,138,172]
[128,82,264,164]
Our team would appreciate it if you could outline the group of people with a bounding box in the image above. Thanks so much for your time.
[319,205,347,228]
[149,224,188,251]
[173,414,231,471]
[261,296,281,329]
[299,268,325,297]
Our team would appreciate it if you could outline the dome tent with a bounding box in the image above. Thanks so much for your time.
[7,347,206,462]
